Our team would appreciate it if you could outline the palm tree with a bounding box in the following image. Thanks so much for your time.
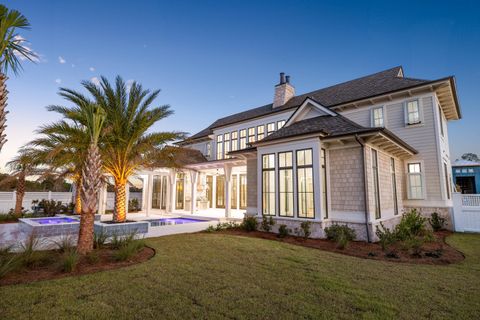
[0,5,37,151]
[1,148,41,216]
[77,103,105,254]
[82,76,184,222]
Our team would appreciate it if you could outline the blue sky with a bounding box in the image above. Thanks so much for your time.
[1,0,479,169]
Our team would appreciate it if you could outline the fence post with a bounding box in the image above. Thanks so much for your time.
[452,192,463,232]
[48,191,52,201]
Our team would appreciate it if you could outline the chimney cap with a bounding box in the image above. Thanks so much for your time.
[286,75,290,84]
[279,72,286,85]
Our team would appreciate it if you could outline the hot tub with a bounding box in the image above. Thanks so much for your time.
[19,216,80,237]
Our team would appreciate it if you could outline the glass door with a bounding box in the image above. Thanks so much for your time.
[240,174,247,209]
[151,176,161,209]
[161,176,167,210]
[206,175,213,208]
[231,175,237,209]
[216,175,225,208]
[176,173,185,210]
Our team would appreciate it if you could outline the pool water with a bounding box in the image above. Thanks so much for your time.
[146,217,208,227]
[35,217,79,225]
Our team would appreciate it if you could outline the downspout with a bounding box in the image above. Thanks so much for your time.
[355,134,371,242]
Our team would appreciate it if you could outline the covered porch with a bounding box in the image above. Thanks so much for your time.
[132,158,247,220]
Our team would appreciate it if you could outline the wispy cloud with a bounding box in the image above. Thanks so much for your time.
[58,56,66,64]
[13,35,40,62]
[90,77,100,86]
[89,67,95,72]
[55,78,62,84]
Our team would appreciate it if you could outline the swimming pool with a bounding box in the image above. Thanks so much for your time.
[145,217,209,227]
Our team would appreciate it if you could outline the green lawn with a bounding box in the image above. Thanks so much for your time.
[1,233,480,319]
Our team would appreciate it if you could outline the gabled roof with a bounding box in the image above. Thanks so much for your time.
[181,66,457,144]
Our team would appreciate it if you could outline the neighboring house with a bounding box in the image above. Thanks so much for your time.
[452,159,480,194]
[137,66,461,241]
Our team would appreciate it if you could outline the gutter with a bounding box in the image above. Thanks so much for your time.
[355,134,371,242]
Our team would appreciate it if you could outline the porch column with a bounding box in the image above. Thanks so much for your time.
[190,171,198,214]
[146,174,153,216]
[169,170,177,212]
[224,164,233,218]
[97,183,108,215]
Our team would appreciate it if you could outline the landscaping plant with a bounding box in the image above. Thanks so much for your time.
[324,224,356,249]
[278,224,289,238]
[300,221,312,239]
[241,216,258,232]
[428,212,447,231]
[261,216,275,232]
[61,250,79,273]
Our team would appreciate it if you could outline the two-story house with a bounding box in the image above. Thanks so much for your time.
[137,66,461,241]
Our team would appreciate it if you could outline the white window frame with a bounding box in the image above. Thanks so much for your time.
[371,106,386,128]
[406,160,425,199]
[404,99,423,126]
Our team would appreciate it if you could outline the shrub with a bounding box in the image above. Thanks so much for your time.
[324,224,356,250]
[110,230,139,249]
[0,254,21,279]
[52,234,76,253]
[113,239,145,261]
[61,250,79,272]
[261,216,275,232]
[395,209,427,241]
[94,230,109,249]
[241,216,258,232]
[278,224,289,238]
[299,221,312,239]
[205,225,216,233]
[19,234,50,268]
[428,212,446,232]
[86,251,100,264]
[375,223,397,251]
[403,236,424,257]
[37,199,64,216]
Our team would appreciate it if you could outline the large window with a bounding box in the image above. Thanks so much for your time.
[216,135,223,160]
[231,174,237,209]
[257,125,265,141]
[407,162,424,199]
[262,154,276,216]
[391,158,398,215]
[240,174,247,209]
[371,150,381,219]
[406,100,421,125]
[296,149,314,218]
[231,131,238,152]
[248,127,255,144]
[216,175,225,208]
[277,120,286,129]
[224,133,230,159]
[267,122,275,136]
[321,148,328,218]
[239,129,247,149]
[444,162,451,200]
[278,152,294,217]
[175,173,185,210]
[372,107,384,127]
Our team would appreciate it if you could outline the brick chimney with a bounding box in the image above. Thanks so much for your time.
[273,72,295,108]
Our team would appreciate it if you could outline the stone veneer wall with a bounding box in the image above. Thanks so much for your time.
[328,146,365,212]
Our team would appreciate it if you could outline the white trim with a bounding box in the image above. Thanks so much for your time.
[405,160,427,200]
[285,98,336,127]
[370,105,386,128]
[403,98,424,127]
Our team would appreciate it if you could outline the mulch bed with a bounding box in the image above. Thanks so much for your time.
[0,246,155,286]
[220,230,465,265]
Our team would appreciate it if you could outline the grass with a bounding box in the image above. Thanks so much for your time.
[0,233,479,319]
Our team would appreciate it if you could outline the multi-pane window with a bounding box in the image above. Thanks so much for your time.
[262,154,276,216]
[391,158,398,215]
[321,148,328,218]
[239,129,247,149]
[248,127,256,144]
[406,100,421,125]
[267,122,275,136]
[372,107,384,127]
[223,133,230,159]
[231,131,238,152]
[277,120,286,129]
[216,135,223,160]
[278,152,294,217]
[407,162,424,199]
[257,125,265,141]
[296,149,314,218]
[371,150,381,219]
[206,142,211,157]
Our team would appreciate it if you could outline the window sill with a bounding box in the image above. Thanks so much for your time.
[405,122,423,128]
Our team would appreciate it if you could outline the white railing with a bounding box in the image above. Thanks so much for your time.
[462,194,480,207]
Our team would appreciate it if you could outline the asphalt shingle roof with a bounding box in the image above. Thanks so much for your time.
[184,66,430,142]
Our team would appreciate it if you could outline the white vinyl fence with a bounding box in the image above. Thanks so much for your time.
[453,192,480,233]
[0,191,142,213]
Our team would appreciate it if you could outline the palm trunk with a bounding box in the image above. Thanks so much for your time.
[113,182,127,223]
[74,179,82,214]
[0,73,8,152]
[77,143,103,255]
[14,171,26,217]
